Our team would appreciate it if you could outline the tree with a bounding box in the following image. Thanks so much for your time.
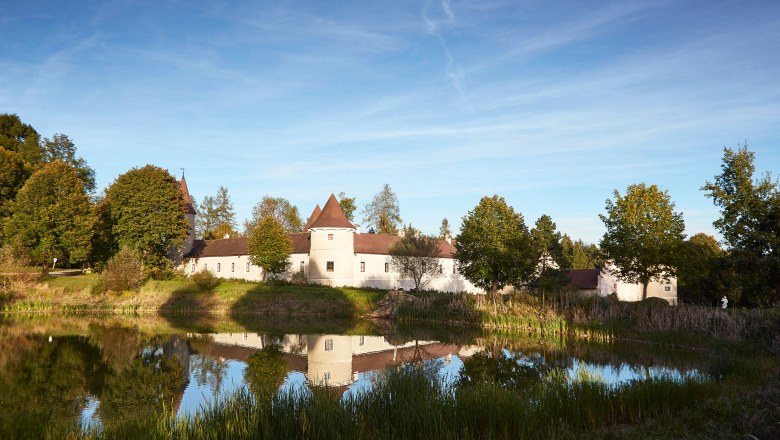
[702,145,779,306]
[197,186,238,239]
[0,113,42,165]
[101,165,189,270]
[529,215,570,297]
[0,147,29,226]
[599,183,685,300]
[362,184,401,234]
[244,345,289,399]
[561,235,603,270]
[245,196,303,235]
[677,233,735,305]
[40,134,96,193]
[248,217,292,280]
[454,195,536,300]
[439,218,451,239]
[388,226,443,291]
[338,192,357,222]
[4,161,93,272]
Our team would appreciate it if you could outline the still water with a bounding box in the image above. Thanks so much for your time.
[0,315,706,430]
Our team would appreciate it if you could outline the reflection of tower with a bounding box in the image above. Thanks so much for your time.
[306,335,354,387]
[163,335,192,415]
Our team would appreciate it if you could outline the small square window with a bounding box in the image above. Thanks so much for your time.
[327,261,334,272]
[360,262,365,272]
[328,233,334,240]
[217,263,221,272]
[384,262,389,273]
[664,286,671,292]
[324,339,333,351]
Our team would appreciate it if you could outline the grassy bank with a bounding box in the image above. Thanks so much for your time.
[0,275,384,318]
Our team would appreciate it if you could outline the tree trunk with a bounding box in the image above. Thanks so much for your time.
[642,282,648,301]
[41,263,49,276]
[491,280,498,302]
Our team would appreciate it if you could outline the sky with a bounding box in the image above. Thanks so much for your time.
[2,0,779,243]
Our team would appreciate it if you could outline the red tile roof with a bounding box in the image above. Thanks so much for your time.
[567,269,600,290]
[309,194,355,229]
[185,233,312,258]
[353,234,456,258]
[304,205,322,230]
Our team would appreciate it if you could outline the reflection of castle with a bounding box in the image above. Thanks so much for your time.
[194,333,470,387]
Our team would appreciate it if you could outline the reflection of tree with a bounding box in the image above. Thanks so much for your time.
[244,345,289,399]
[0,336,106,437]
[458,348,551,389]
[191,354,229,395]
[88,323,143,373]
[97,343,184,425]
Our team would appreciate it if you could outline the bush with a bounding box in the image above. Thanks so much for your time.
[191,268,220,292]
[146,266,184,281]
[101,248,145,292]
[0,245,39,291]
[289,270,307,285]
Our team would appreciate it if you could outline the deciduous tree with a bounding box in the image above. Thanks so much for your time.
[455,195,536,300]
[4,161,93,272]
[40,134,95,193]
[248,217,292,280]
[0,113,42,165]
[362,184,401,235]
[599,183,685,300]
[245,196,303,234]
[529,215,569,297]
[702,145,779,306]
[338,192,357,222]
[102,165,189,270]
[388,226,443,291]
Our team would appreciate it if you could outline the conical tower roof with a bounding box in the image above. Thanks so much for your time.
[309,194,355,229]
[179,176,196,214]
[304,204,322,230]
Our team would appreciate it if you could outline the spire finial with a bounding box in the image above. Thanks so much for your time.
[180,168,185,178]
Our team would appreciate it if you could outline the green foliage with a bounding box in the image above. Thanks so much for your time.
[600,183,685,300]
[0,147,30,226]
[245,195,303,234]
[678,233,736,305]
[439,218,451,239]
[197,186,238,239]
[455,195,536,299]
[388,226,443,290]
[0,113,42,165]
[191,268,221,291]
[362,183,402,234]
[338,192,357,222]
[102,165,189,270]
[40,133,96,193]
[561,235,603,269]
[101,248,145,292]
[702,145,779,306]
[244,345,289,398]
[529,215,570,297]
[4,161,93,270]
[248,217,293,280]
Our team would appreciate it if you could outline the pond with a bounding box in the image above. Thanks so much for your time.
[0,315,710,433]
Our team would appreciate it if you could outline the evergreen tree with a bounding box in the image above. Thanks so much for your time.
[197,186,238,239]
[439,218,451,239]
[561,235,603,269]
[4,161,93,272]
[529,215,569,297]
[101,165,189,270]
[599,183,685,300]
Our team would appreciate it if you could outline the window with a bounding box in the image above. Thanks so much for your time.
[231,262,235,272]
[300,261,304,273]
[324,371,331,381]
[191,263,195,273]
[324,339,333,351]
[422,262,427,272]
[204,263,208,270]
[328,234,334,240]
[327,261,334,272]
[359,335,365,346]
[439,264,443,274]
[664,286,672,292]
[360,262,365,272]
[384,262,389,273]
[217,263,221,272]
[453,263,457,275]
[246,262,250,272]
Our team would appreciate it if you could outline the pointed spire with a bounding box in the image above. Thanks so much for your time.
[179,176,196,214]
[304,204,322,230]
[309,194,355,229]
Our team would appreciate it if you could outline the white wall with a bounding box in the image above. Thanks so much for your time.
[308,228,355,286]
[351,253,481,293]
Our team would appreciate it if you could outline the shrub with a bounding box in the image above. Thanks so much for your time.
[0,245,38,291]
[101,248,145,292]
[289,270,307,285]
[190,268,220,292]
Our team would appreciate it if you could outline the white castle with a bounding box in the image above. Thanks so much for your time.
[176,179,480,293]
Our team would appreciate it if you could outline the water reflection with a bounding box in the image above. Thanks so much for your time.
[0,319,708,432]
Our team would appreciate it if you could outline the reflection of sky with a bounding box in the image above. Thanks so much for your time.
[177,357,248,418]
[567,359,701,385]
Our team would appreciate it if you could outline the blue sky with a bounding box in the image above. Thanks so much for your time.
[2,0,778,243]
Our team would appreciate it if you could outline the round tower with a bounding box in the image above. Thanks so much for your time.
[307,194,356,287]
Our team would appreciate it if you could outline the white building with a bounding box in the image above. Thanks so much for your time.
[566,267,678,305]
[178,192,481,293]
